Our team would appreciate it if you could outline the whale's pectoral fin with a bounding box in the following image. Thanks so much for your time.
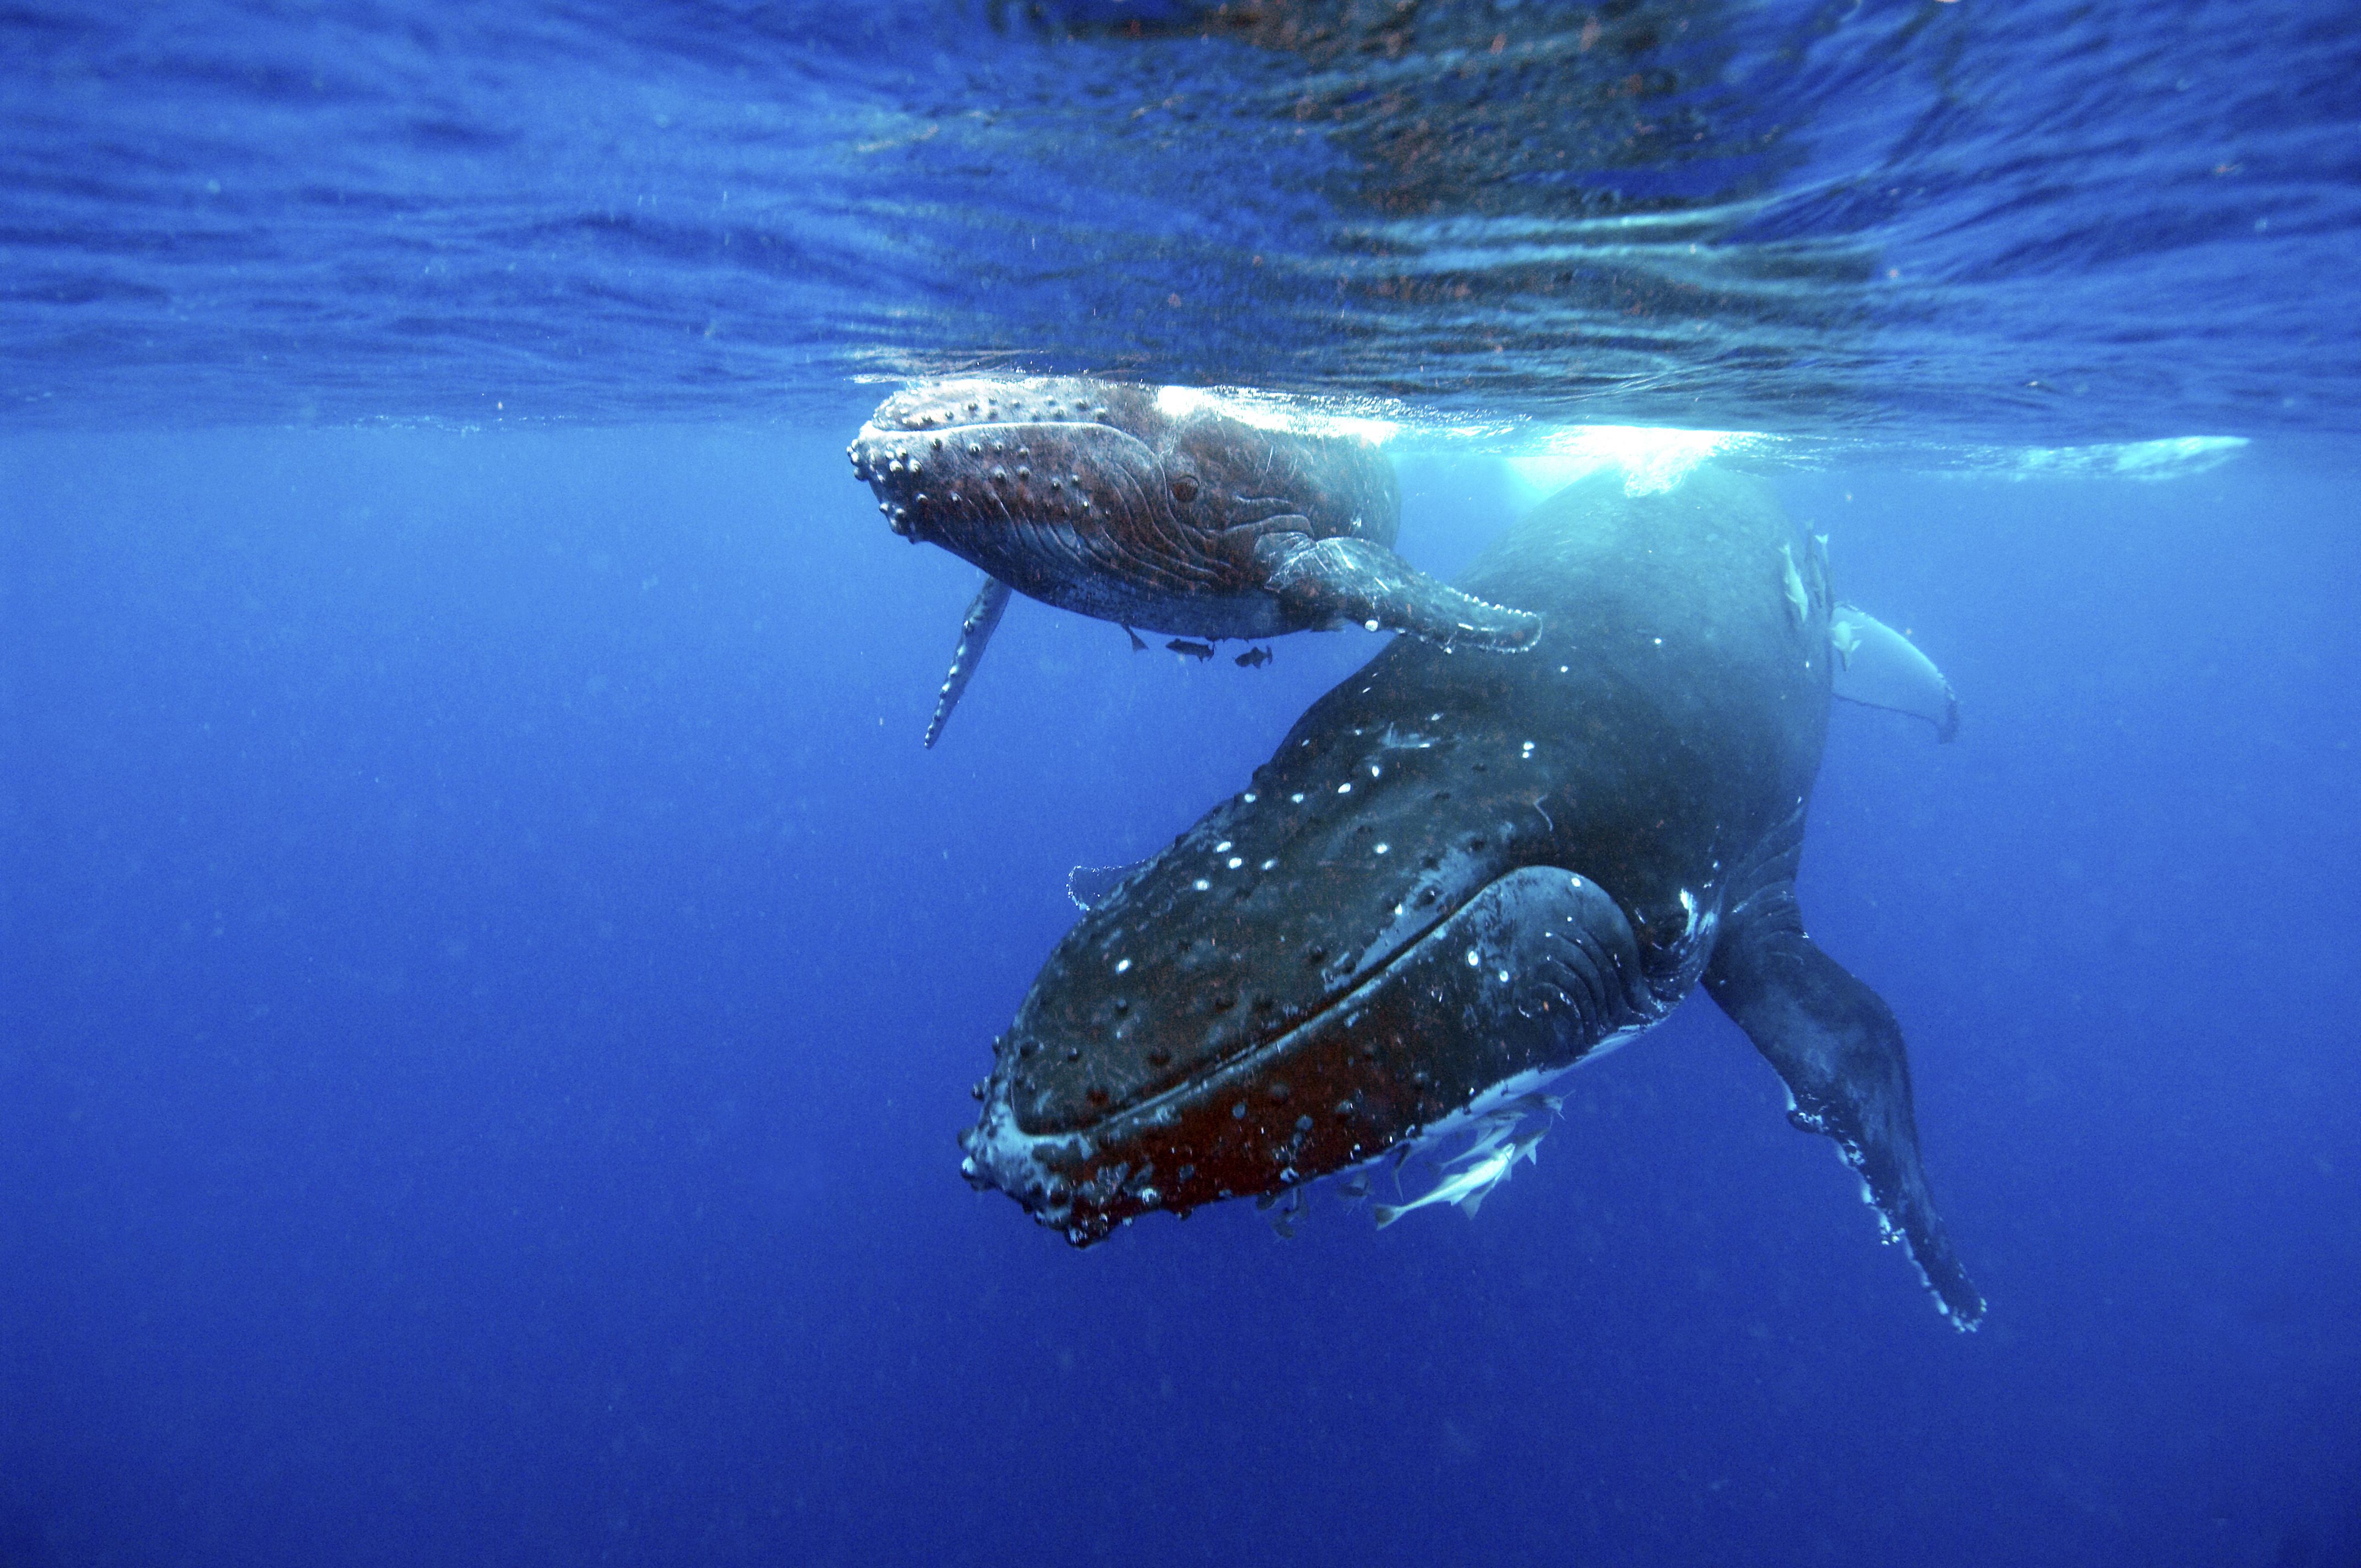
[1830,606,1959,742]
[1704,897,1985,1330]
[1260,534,1543,651]
[1066,858,1154,912]
[923,576,1014,749]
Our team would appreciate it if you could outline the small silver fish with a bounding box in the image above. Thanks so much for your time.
[1780,542,1810,625]
[1830,612,1862,670]
[1371,1130,1544,1228]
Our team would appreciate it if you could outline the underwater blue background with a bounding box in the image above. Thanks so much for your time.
[6,434,2357,1566]
[4,2,2360,1565]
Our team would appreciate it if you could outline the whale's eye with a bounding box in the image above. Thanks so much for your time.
[1169,475,1199,503]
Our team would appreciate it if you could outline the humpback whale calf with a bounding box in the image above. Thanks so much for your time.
[959,466,1984,1329]
[850,377,1541,745]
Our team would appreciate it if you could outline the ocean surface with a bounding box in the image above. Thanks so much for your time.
[3,3,2358,1566]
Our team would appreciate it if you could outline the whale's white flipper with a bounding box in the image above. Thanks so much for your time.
[1830,605,1959,742]
[923,576,1013,749]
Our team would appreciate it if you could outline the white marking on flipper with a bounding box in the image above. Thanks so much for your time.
[924,576,1013,748]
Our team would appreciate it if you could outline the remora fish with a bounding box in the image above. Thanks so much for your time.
[959,466,1984,1329]
[1371,1128,1546,1229]
[848,377,1541,745]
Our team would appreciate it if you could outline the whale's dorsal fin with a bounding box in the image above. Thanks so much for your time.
[1830,605,1959,742]
[923,576,1014,749]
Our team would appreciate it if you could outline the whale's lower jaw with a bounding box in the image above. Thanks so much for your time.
[958,865,1677,1244]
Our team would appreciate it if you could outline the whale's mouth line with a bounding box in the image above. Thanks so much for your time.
[1019,863,1526,1142]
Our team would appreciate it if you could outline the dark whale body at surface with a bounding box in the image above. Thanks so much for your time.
[850,377,1541,745]
[960,466,1984,1329]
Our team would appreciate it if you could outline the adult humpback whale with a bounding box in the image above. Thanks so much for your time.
[959,466,1984,1329]
[849,377,1541,745]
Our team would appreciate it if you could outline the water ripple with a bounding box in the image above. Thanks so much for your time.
[0,0,2352,444]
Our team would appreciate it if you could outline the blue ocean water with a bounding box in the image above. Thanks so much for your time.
[3,4,2358,1566]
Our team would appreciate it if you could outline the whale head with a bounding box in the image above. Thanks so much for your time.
[957,638,1683,1244]
[848,377,1399,625]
